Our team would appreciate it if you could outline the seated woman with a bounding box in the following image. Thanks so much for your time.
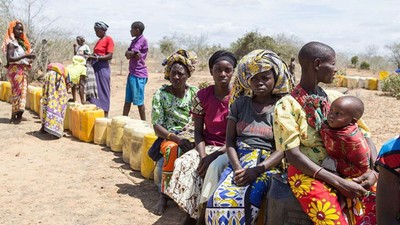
[166,50,237,224]
[151,49,199,215]
[376,135,400,225]
[274,41,378,225]
[41,63,70,138]
[206,50,294,225]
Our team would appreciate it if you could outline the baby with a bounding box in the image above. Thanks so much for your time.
[320,96,370,178]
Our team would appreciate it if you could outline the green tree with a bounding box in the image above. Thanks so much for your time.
[351,56,358,67]
[359,61,370,70]
[230,31,277,59]
[158,36,176,57]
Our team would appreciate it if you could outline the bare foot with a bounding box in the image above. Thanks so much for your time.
[182,213,197,225]
[9,114,16,124]
[151,194,168,215]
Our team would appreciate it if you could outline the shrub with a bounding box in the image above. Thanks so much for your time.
[359,61,370,70]
[382,74,400,99]
[351,56,358,67]
[230,31,277,59]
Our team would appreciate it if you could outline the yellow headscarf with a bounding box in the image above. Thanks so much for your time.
[229,49,295,105]
[163,49,197,80]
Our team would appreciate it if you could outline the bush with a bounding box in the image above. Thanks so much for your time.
[230,31,277,59]
[351,56,358,67]
[359,61,370,70]
[382,74,400,99]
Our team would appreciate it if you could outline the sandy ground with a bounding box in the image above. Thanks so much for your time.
[0,63,399,225]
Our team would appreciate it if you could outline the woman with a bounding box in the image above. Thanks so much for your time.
[2,20,35,124]
[41,63,69,138]
[206,50,294,225]
[87,21,114,117]
[376,135,400,225]
[166,50,237,224]
[151,49,199,215]
[274,42,378,225]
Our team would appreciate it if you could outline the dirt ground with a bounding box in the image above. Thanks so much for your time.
[0,63,399,225]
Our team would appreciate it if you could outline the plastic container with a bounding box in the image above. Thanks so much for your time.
[35,90,42,113]
[122,119,150,163]
[106,120,112,147]
[366,77,378,90]
[110,116,132,152]
[140,132,158,179]
[39,99,43,122]
[334,75,344,87]
[346,76,359,89]
[379,71,389,80]
[71,104,96,139]
[5,83,12,103]
[64,102,80,131]
[29,88,38,110]
[358,77,367,88]
[129,127,154,170]
[265,173,313,225]
[79,108,105,143]
[94,118,110,145]
[342,76,348,87]
[0,82,10,101]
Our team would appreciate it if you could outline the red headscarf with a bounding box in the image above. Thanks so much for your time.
[2,20,31,54]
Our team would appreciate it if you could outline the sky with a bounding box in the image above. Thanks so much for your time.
[31,0,400,55]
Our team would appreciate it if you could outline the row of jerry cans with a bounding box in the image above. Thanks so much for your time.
[63,102,105,143]
[93,116,157,179]
[335,75,379,90]
[0,82,43,115]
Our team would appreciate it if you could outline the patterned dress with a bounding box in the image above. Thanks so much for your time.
[151,84,198,194]
[42,67,68,138]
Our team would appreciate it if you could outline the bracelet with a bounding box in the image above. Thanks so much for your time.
[313,167,323,179]
[96,56,99,60]
[166,133,173,140]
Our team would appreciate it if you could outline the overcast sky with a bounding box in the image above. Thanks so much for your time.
[36,0,400,55]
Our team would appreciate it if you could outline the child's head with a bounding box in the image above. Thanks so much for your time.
[208,50,237,88]
[76,36,85,46]
[290,57,295,62]
[327,96,364,129]
[131,21,145,37]
[298,41,337,84]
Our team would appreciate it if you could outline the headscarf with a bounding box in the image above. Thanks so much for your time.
[94,21,109,31]
[208,50,237,70]
[2,20,31,54]
[72,55,86,66]
[163,49,197,80]
[229,49,295,105]
[47,63,70,88]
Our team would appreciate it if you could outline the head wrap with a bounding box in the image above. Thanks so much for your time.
[163,49,197,80]
[94,21,109,31]
[2,20,31,54]
[47,63,70,87]
[208,50,237,70]
[72,55,86,66]
[229,49,295,105]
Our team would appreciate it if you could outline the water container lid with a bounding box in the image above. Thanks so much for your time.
[95,117,109,125]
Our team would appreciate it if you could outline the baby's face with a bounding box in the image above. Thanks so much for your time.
[327,99,354,128]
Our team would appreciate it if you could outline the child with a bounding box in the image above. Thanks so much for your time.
[66,55,88,103]
[73,36,90,56]
[123,21,148,120]
[320,95,370,178]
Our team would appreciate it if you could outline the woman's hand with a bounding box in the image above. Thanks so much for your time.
[178,138,194,153]
[25,53,36,59]
[197,153,218,178]
[353,170,378,190]
[233,167,260,187]
[336,178,367,199]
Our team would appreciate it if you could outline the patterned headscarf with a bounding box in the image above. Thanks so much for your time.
[229,49,295,105]
[2,20,31,54]
[94,21,109,31]
[47,63,70,88]
[163,49,197,80]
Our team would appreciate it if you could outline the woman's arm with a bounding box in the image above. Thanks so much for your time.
[353,137,379,190]
[89,53,113,61]
[376,166,400,225]
[6,43,35,63]
[194,116,207,158]
[226,119,241,171]
[286,147,367,199]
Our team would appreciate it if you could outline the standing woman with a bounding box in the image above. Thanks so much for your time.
[87,21,114,117]
[41,63,69,138]
[2,20,35,124]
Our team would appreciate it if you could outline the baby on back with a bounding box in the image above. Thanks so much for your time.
[321,96,370,178]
